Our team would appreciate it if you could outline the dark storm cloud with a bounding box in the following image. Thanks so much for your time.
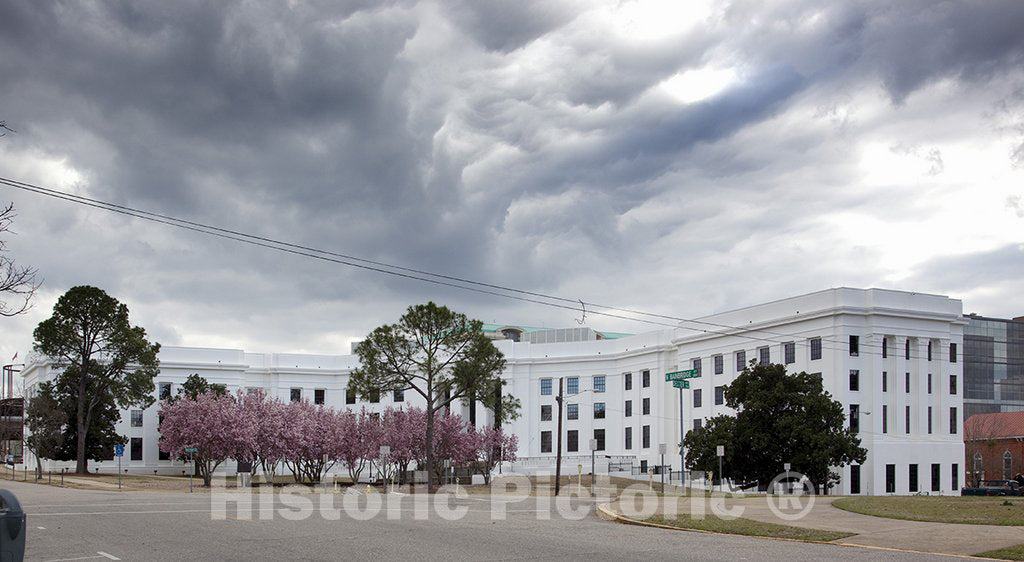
[0,0,1022,358]
[904,244,1024,294]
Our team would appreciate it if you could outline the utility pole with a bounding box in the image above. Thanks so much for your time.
[679,386,685,485]
[554,377,564,497]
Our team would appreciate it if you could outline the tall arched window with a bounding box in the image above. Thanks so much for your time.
[1004,451,1013,480]
[973,451,983,482]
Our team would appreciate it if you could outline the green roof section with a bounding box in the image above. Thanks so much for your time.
[480,324,633,340]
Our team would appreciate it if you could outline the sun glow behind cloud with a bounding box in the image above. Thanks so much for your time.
[660,66,738,104]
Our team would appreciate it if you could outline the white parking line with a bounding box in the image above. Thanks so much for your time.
[37,526,46,529]
[97,552,120,560]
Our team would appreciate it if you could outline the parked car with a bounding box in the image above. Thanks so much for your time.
[961,480,1023,496]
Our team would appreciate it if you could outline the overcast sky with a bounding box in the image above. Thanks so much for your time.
[1,1,1023,364]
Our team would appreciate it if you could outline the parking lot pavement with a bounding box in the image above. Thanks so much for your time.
[3,481,963,561]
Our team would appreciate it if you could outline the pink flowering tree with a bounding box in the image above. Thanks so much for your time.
[467,427,518,484]
[378,407,426,484]
[281,401,343,484]
[237,390,289,484]
[159,391,255,486]
[337,408,380,484]
[426,410,476,482]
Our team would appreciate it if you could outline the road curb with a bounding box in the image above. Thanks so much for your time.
[596,503,1003,560]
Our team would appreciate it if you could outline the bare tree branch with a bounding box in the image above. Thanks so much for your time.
[0,202,41,316]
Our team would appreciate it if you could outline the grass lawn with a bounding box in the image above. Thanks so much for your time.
[644,514,854,542]
[976,544,1024,560]
[832,496,1024,526]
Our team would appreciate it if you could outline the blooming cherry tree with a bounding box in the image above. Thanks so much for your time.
[159,391,255,486]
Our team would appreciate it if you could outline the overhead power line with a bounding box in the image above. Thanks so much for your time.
[0,176,964,361]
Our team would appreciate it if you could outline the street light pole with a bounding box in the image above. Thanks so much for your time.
[589,439,597,496]
[554,378,564,497]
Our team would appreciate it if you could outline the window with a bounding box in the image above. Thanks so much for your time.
[974,452,983,475]
[392,389,403,403]
[159,448,170,461]
[905,372,911,393]
[625,400,632,417]
[882,337,888,359]
[593,375,606,393]
[693,419,703,430]
[905,405,911,434]
[567,430,579,452]
[692,358,702,375]
[850,465,861,494]
[130,410,143,428]
[931,463,941,492]
[927,406,933,434]
[849,335,859,356]
[541,378,552,396]
[642,370,650,388]
[810,338,822,361]
[625,427,633,450]
[927,341,932,361]
[950,342,957,363]
[905,339,911,360]
[346,387,357,405]
[315,389,326,405]
[290,388,302,402]
[541,431,552,453]
[541,405,552,421]
[885,464,896,494]
[624,373,632,391]
[882,371,888,392]
[714,386,724,405]
[642,425,650,448]
[158,382,172,400]
[758,346,770,364]
[567,403,579,420]
[950,375,958,395]
[735,350,746,371]
[849,370,860,391]
[909,464,919,493]
[850,404,859,432]
[642,397,650,416]
[567,377,579,395]
[593,402,606,419]
[950,407,958,434]
[952,463,959,491]
[882,405,888,434]
[131,437,143,461]
[927,373,932,394]
[692,388,702,408]
[784,342,795,365]
[713,355,723,375]
[593,429,605,451]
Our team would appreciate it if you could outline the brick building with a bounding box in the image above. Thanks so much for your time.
[964,411,1024,487]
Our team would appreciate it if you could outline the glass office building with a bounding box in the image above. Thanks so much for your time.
[964,314,1024,419]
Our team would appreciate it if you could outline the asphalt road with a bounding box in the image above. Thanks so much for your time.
[1,481,957,561]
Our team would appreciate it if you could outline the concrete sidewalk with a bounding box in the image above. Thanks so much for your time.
[607,495,1023,557]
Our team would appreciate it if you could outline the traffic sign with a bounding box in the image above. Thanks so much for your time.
[665,369,699,381]
[671,380,690,389]
[184,447,198,454]
[114,444,124,457]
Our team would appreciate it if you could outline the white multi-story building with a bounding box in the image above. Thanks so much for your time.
[20,287,966,495]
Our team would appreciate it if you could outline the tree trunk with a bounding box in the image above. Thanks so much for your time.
[76,373,88,474]
[35,456,42,480]
[425,406,435,489]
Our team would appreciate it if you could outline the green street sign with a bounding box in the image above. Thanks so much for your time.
[665,369,700,381]
[672,380,690,389]
[184,447,198,454]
